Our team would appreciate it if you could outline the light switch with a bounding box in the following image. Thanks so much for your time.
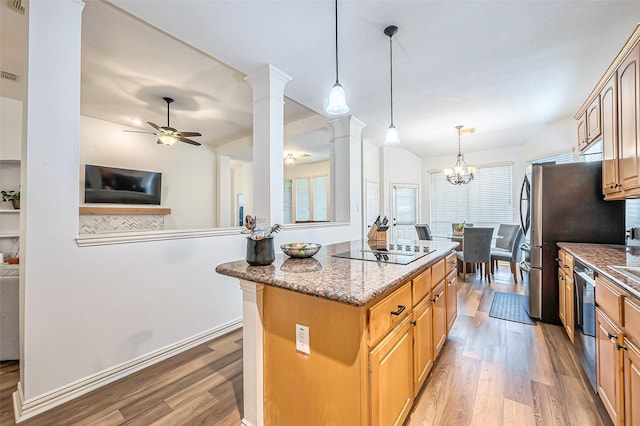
[296,324,310,355]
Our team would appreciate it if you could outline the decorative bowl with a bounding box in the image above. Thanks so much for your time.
[280,243,322,258]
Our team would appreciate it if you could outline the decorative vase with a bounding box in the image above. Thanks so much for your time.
[11,199,19,210]
[246,237,275,266]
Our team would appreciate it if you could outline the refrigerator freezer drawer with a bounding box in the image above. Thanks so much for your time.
[520,261,542,319]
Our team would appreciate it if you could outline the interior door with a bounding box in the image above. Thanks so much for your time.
[391,183,419,241]
[365,179,380,237]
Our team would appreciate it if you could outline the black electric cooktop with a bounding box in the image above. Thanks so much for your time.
[331,246,436,265]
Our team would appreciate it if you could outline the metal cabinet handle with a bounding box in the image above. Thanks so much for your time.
[390,305,406,316]
[410,320,417,326]
[607,332,616,340]
[617,342,628,351]
[431,291,444,303]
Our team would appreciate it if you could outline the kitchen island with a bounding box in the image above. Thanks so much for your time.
[216,239,458,426]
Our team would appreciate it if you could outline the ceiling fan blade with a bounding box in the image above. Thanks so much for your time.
[123,130,157,135]
[179,137,202,146]
[178,131,202,137]
[147,122,162,132]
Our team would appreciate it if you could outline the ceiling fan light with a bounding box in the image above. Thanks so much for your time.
[159,134,178,146]
[385,124,400,145]
[326,82,349,115]
[284,153,296,166]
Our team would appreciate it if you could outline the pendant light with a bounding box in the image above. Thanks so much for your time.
[384,25,399,145]
[444,125,476,185]
[325,0,349,115]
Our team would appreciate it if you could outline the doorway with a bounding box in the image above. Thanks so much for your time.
[391,183,419,241]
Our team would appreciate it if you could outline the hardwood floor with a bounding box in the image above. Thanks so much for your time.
[0,264,611,425]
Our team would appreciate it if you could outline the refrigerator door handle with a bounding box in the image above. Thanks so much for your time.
[519,261,532,272]
[520,176,531,235]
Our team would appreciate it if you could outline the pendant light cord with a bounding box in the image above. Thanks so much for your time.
[334,0,339,83]
[167,101,170,127]
[389,34,394,126]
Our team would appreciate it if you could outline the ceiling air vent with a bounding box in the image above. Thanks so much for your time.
[1,71,18,82]
[9,0,25,14]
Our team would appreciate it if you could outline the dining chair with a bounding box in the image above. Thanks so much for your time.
[490,225,524,283]
[415,224,433,240]
[456,227,493,282]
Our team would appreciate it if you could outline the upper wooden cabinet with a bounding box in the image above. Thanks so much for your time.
[602,73,621,195]
[578,96,602,151]
[575,25,640,199]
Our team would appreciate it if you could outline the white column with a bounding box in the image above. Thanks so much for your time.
[216,154,232,227]
[330,116,366,225]
[239,280,265,426]
[245,65,292,226]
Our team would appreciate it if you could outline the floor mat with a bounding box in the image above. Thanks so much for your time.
[489,292,536,325]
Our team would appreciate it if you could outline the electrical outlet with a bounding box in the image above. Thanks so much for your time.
[296,324,310,355]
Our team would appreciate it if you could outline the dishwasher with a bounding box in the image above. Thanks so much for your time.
[573,259,596,391]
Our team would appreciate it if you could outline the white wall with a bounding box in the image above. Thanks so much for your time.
[80,116,216,230]
[19,1,361,411]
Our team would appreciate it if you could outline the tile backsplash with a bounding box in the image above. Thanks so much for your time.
[627,198,640,246]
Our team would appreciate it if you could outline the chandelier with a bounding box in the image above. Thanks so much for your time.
[444,125,476,185]
[284,153,296,166]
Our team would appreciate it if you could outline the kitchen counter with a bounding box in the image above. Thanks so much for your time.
[216,239,458,426]
[215,239,458,306]
[557,242,640,300]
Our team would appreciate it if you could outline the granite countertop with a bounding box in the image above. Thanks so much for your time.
[216,239,458,307]
[557,242,640,300]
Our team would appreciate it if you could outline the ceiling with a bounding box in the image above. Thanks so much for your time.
[3,1,640,160]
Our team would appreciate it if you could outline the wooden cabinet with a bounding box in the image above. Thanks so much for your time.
[597,308,624,425]
[369,317,414,426]
[558,249,574,343]
[575,26,640,199]
[618,45,640,193]
[602,73,622,195]
[445,269,457,333]
[578,96,602,151]
[624,339,640,426]
[432,280,447,358]
[412,294,433,396]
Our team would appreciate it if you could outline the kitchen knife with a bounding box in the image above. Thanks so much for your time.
[374,215,381,226]
[381,216,388,226]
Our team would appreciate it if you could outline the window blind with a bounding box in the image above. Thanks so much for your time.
[313,176,328,221]
[283,179,293,224]
[430,164,513,236]
[529,151,573,164]
[295,178,311,221]
[394,186,418,225]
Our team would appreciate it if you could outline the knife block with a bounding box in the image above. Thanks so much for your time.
[367,223,387,245]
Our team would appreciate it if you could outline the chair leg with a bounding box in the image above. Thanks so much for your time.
[511,262,518,284]
[486,262,491,283]
[490,260,494,275]
[463,262,467,282]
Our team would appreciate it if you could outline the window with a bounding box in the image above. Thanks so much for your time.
[284,175,329,223]
[529,151,574,165]
[430,164,513,236]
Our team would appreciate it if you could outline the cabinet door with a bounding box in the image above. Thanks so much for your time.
[445,270,457,333]
[577,112,588,151]
[432,281,447,358]
[618,45,640,191]
[559,269,566,327]
[369,317,414,426]
[587,94,602,143]
[602,73,621,195]
[412,296,433,396]
[624,339,640,426]
[565,274,575,344]
[596,308,623,425]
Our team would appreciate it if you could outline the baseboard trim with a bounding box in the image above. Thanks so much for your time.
[12,318,242,423]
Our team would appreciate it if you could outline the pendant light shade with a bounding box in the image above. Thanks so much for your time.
[384,25,399,145]
[326,0,349,115]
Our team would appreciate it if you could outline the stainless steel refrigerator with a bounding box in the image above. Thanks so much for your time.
[519,161,625,324]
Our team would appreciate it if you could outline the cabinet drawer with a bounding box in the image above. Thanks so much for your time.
[445,252,457,275]
[562,251,574,272]
[624,297,640,343]
[432,258,446,284]
[369,283,412,346]
[596,276,624,326]
[412,268,432,307]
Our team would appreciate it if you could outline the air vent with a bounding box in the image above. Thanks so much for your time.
[1,71,18,82]
[9,0,25,14]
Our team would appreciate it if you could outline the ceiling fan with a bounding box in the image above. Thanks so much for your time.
[124,97,202,146]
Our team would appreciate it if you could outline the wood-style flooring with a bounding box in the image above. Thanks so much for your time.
[0,264,611,425]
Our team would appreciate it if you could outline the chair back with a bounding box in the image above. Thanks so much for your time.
[495,224,520,250]
[461,227,493,263]
[415,224,433,240]
[511,227,525,262]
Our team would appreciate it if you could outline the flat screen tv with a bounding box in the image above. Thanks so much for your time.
[84,164,162,205]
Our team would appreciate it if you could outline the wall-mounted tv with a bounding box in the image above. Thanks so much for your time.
[84,164,162,205]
